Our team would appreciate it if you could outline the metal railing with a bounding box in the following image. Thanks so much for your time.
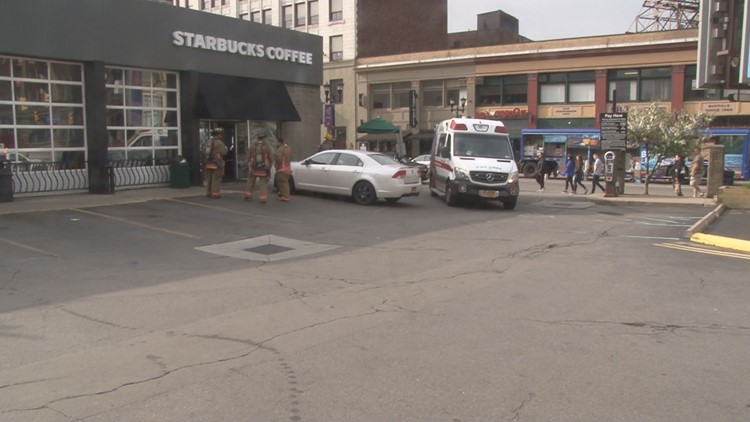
[10,159,171,195]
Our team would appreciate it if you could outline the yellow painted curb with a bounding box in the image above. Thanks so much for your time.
[690,233,750,253]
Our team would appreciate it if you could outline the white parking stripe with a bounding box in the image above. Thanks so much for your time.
[0,236,60,257]
[72,209,200,239]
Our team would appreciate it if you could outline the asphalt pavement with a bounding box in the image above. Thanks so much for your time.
[2,177,749,251]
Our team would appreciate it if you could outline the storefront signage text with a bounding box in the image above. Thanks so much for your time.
[475,107,529,120]
[172,31,313,65]
[701,102,738,114]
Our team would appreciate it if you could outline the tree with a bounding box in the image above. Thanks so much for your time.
[627,103,713,194]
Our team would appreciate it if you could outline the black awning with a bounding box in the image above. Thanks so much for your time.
[195,73,300,121]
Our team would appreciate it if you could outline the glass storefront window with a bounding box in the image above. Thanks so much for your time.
[51,84,83,103]
[0,58,10,77]
[477,75,527,106]
[50,63,82,81]
[0,80,11,101]
[106,65,179,162]
[53,128,85,148]
[608,67,671,102]
[540,71,594,104]
[13,59,48,80]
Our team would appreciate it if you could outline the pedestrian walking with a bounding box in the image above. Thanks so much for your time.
[591,152,606,194]
[274,137,293,202]
[244,132,272,202]
[574,154,588,194]
[672,154,686,197]
[204,130,228,199]
[561,154,575,194]
[690,148,705,198]
[535,151,545,192]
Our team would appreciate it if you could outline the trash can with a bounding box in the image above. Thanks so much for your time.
[169,160,190,189]
[0,157,13,203]
[723,170,734,186]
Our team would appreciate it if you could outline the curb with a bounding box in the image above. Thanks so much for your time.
[690,232,750,253]
[684,203,725,239]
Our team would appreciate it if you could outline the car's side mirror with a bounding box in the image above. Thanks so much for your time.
[303,159,312,165]
[440,147,450,159]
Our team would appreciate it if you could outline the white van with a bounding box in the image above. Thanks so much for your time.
[429,118,520,209]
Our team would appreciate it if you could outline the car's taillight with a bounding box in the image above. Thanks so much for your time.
[392,169,407,179]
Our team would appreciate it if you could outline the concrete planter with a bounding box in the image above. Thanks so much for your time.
[717,185,750,209]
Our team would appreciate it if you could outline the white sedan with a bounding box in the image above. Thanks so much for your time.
[290,149,421,205]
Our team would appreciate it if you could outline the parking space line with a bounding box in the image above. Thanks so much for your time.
[0,236,60,257]
[656,242,750,260]
[165,198,301,224]
[71,209,200,239]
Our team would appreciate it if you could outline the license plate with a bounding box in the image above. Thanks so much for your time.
[411,187,417,193]
[479,190,499,198]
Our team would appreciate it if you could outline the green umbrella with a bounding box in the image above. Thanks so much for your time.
[357,117,400,134]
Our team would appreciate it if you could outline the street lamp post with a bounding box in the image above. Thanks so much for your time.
[450,97,467,117]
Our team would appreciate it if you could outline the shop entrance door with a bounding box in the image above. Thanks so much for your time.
[200,121,240,181]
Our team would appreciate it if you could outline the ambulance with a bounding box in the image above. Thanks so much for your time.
[429,118,520,209]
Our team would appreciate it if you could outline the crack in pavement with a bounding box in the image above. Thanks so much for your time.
[59,308,143,332]
[527,319,750,336]
[510,392,534,421]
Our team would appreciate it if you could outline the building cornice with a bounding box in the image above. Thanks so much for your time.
[355,29,698,71]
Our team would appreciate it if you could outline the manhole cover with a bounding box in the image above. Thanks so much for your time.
[195,234,339,262]
[245,244,293,255]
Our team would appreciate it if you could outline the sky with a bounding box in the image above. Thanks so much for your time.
[447,0,647,40]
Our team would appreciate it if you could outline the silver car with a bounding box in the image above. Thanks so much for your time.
[290,149,421,205]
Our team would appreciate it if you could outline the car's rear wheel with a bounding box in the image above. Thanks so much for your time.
[444,183,457,206]
[289,177,297,195]
[502,196,517,210]
[352,181,376,205]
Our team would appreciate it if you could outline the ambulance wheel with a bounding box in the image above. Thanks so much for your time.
[444,183,457,207]
[502,197,517,210]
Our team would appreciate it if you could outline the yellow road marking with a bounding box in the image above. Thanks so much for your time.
[0,236,60,257]
[690,233,750,253]
[72,208,200,239]
[656,242,750,260]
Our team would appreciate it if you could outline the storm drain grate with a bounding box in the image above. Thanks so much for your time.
[245,244,293,255]
[196,235,339,262]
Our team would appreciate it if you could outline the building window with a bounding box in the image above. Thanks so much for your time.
[683,65,721,101]
[0,56,86,165]
[422,80,443,107]
[539,71,594,104]
[251,11,261,22]
[282,5,293,28]
[201,0,209,10]
[608,67,671,102]
[294,2,306,26]
[329,35,343,61]
[477,75,527,106]
[308,0,319,24]
[330,79,344,103]
[392,82,411,108]
[263,8,272,24]
[105,66,180,163]
[372,84,390,109]
[239,12,249,20]
[330,0,343,21]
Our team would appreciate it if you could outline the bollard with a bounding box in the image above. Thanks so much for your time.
[0,157,13,203]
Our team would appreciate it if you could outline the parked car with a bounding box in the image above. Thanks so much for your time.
[396,155,429,182]
[290,149,421,205]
